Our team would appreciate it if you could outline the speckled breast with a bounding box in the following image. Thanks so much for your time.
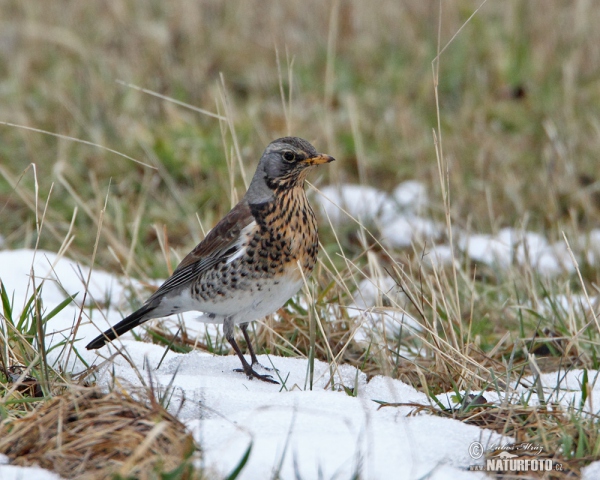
[247,186,319,281]
[190,186,319,307]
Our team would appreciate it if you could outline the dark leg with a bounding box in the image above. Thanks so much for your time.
[224,318,277,384]
[240,322,273,370]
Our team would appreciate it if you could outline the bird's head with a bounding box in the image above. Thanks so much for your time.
[246,137,334,204]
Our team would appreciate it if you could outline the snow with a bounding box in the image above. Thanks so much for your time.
[392,180,428,213]
[348,275,421,344]
[317,181,430,222]
[582,460,600,480]
[351,276,407,311]
[318,184,398,225]
[2,179,599,478]
[580,229,600,265]
[0,459,64,480]
[0,249,131,309]
[317,183,442,249]
[313,183,588,279]
[434,368,600,418]
[181,359,497,479]
[315,184,581,278]
[381,215,441,248]
[457,228,576,275]
[1,247,504,479]
[422,244,457,268]
[499,228,574,276]
[539,293,598,317]
[459,233,513,267]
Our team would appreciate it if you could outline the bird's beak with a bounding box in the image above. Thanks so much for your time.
[304,153,335,166]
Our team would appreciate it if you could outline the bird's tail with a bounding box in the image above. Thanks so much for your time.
[86,303,156,350]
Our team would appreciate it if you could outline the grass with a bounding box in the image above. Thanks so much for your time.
[2,0,600,478]
[0,386,204,479]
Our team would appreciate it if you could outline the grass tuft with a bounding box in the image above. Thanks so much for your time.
[0,386,203,479]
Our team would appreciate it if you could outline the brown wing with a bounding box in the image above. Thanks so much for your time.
[147,200,254,300]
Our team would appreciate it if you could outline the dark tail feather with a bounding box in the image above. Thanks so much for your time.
[86,303,156,350]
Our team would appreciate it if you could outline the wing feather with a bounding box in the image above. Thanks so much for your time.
[147,201,254,300]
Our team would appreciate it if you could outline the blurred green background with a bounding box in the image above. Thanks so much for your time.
[1,0,600,277]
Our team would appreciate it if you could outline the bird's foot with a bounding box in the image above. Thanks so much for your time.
[234,366,279,384]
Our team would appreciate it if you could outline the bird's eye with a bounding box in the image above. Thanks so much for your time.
[283,151,295,162]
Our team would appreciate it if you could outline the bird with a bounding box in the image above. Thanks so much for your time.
[86,137,334,384]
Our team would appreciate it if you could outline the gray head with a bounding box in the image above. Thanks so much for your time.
[245,137,334,204]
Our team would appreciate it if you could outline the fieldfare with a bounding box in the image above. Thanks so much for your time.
[86,137,334,384]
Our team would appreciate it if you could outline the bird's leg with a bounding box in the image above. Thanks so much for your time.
[239,322,274,371]
[224,317,278,384]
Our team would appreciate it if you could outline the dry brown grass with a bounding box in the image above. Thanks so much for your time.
[0,386,201,479]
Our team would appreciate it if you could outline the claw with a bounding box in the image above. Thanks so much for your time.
[234,367,279,384]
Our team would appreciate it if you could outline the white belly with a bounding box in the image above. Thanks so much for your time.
[160,276,304,325]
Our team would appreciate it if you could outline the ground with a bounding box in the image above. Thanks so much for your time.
[2,1,600,479]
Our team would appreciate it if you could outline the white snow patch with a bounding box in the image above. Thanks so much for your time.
[392,180,428,213]
[0,249,131,310]
[500,229,574,275]
[317,183,436,249]
[582,460,600,480]
[0,460,64,480]
[350,307,421,345]
[459,233,513,267]
[538,294,597,317]
[381,215,442,248]
[318,184,397,225]
[579,229,600,264]
[423,244,457,268]
[349,276,421,344]
[458,228,574,275]
[436,369,600,417]
[352,276,405,311]
[315,182,587,278]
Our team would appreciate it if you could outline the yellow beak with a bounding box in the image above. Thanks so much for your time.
[303,153,335,166]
